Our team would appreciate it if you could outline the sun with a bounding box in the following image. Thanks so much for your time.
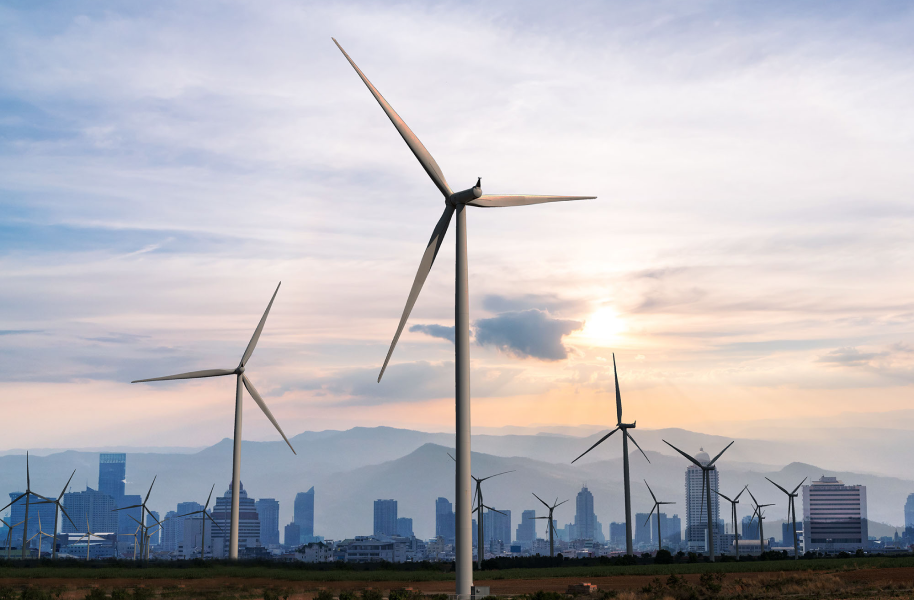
[581,307,626,344]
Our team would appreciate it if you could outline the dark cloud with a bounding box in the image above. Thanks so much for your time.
[817,347,886,366]
[482,294,586,316]
[409,324,455,343]
[474,309,582,361]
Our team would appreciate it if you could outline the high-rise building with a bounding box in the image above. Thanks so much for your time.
[483,508,511,545]
[118,494,142,536]
[284,522,301,547]
[167,501,204,552]
[294,487,315,542]
[573,485,597,540]
[374,499,398,537]
[802,475,868,551]
[782,520,803,547]
[609,522,626,547]
[904,494,914,540]
[255,498,280,546]
[436,497,455,543]
[7,492,59,548]
[210,482,261,557]
[396,517,413,538]
[634,512,652,546]
[61,486,118,534]
[516,510,536,545]
[684,449,720,553]
[98,453,126,503]
[741,515,759,540]
[161,510,178,552]
[147,510,161,546]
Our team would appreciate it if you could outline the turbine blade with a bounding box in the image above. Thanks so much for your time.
[791,477,808,495]
[626,431,650,464]
[242,374,296,454]
[145,475,157,504]
[613,353,623,424]
[378,204,455,382]
[555,499,569,508]
[746,487,758,506]
[58,505,77,529]
[733,485,748,501]
[240,282,281,367]
[113,504,143,511]
[644,480,658,503]
[467,195,595,208]
[132,368,234,383]
[571,427,620,464]
[663,440,703,468]
[0,493,27,513]
[205,483,215,509]
[531,492,550,509]
[708,441,734,466]
[765,476,790,496]
[206,513,225,533]
[644,505,656,527]
[332,38,451,198]
[59,469,76,501]
[713,489,733,503]
[26,451,30,489]
[483,505,506,516]
[478,470,515,482]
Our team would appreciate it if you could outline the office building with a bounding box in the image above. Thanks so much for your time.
[7,492,58,548]
[574,485,597,540]
[396,517,413,538]
[782,520,803,547]
[905,494,914,540]
[436,497,455,543]
[284,522,301,547]
[802,475,868,551]
[118,494,142,536]
[98,453,126,503]
[166,501,203,552]
[256,498,280,546]
[657,513,682,546]
[483,508,511,545]
[634,512,652,546]
[741,515,759,540]
[161,510,178,552]
[516,509,536,545]
[685,449,720,553]
[210,482,261,557]
[609,522,626,547]
[374,499,398,537]
[294,487,315,542]
[61,486,118,534]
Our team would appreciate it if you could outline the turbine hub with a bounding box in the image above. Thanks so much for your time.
[447,180,483,205]
[236,365,245,374]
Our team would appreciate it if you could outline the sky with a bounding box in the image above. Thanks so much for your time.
[1,0,913,449]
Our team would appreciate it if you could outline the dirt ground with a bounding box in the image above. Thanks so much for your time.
[3,567,914,599]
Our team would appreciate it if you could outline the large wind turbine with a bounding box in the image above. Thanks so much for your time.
[0,452,50,558]
[36,469,77,559]
[766,476,807,560]
[643,481,675,553]
[531,493,568,558]
[334,38,594,597]
[663,440,734,562]
[713,485,747,558]
[132,283,296,559]
[572,355,650,555]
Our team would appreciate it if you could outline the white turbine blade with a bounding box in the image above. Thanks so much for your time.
[240,282,281,367]
[467,195,595,208]
[708,441,734,466]
[132,368,234,383]
[791,477,808,495]
[765,476,790,496]
[663,440,704,468]
[613,354,623,425]
[378,204,455,382]
[571,427,620,464]
[242,375,296,454]
[626,431,650,464]
[332,39,452,197]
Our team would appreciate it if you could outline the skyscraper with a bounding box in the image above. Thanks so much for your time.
[170,501,204,552]
[210,482,261,557]
[483,508,511,545]
[741,515,759,540]
[7,492,58,548]
[396,517,413,538]
[161,510,178,552]
[634,512,652,546]
[574,485,596,540]
[436,497,455,543]
[118,494,142,537]
[904,493,914,540]
[98,453,126,503]
[294,487,315,542]
[684,449,720,553]
[374,499,398,537]
[609,522,626,547]
[62,486,118,534]
[516,510,536,545]
[255,498,280,546]
[284,522,300,548]
[802,475,868,551]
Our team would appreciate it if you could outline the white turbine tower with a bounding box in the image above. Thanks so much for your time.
[333,38,595,598]
[131,282,295,559]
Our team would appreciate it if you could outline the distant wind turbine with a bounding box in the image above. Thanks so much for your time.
[766,476,807,560]
[333,37,595,598]
[0,452,50,558]
[27,511,55,557]
[531,493,568,558]
[36,469,77,559]
[132,283,295,559]
[643,481,675,553]
[113,476,158,560]
[663,440,734,562]
[448,452,513,568]
[713,485,747,558]
[120,523,141,560]
[746,488,774,555]
[1,518,25,559]
[573,355,650,555]
[177,484,224,559]
[76,513,103,561]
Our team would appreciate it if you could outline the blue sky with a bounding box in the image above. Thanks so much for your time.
[1,0,913,448]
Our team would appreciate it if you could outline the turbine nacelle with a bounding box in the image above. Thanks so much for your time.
[447,180,483,206]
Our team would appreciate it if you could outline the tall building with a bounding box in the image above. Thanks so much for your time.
[435,497,455,543]
[7,492,58,548]
[904,494,914,540]
[782,521,803,547]
[167,501,204,552]
[609,522,626,547]
[483,508,511,545]
[147,510,161,546]
[741,515,759,540]
[684,449,720,553]
[210,482,261,557]
[374,499,398,537]
[396,517,413,538]
[516,509,536,545]
[61,486,118,534]
[161,510,178,552]
[574,485,597,540]
[284,522,300,547]
[118,494,142,536]
[634,512,652,546]
[294,487,315,541]
[803,475,868,551]
[255,498,280,546]
[98,453,126,503]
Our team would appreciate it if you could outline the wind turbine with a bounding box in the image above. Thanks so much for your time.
[643,481,675,553]
[1,518,25,559]
[713,485,747,558]
[177,484,224,559]
[766,476,807,560]
[572,355,650,555]
[120,523,141,560]
[448,452,513,568]
[113,476,158,560]
[663,440,734,562]
[333,38,595,598]
[0,452,50,558]
[35,469,77,559]
[76,513,103,561]
[746,488,774,555]
[29,511,56,557]
[131,283,296,560]
[531,493,568,558]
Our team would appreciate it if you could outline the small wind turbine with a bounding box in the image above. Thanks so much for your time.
[643,481,675,553]
[76,512,103,561]
[177,484,224,559]
[766,476,807,560]
[27,511,54,557]
[573,355,650,555]
[531,493,568,558]
[35,469,77,559]
[663,440,734,562]
[120,523,141,560]
[1,518,25,559]
[113,476,158,559]
[334,37,595,598]
[449,452,513,568]
[0,452,50,559]
[132,283,295,560]
[713,485,747,558]
[746,488,774,555]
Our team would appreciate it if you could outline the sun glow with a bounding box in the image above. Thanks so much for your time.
[580,307,626,345]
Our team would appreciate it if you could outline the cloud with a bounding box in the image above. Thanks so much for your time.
[816,346,887,367]
[409,324,455,343]
[482,294,586,316]
[474,309,582,361]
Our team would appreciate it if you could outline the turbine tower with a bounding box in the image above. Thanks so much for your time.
[333,38,595,598]
[531,493,568,558]
[713,485,747,558]
[0,452,50,558]
[766,476,807,560]
[746,488,774,555]
[177,484,224,559]
[572,355,650,555]
[132,283,296,559]
[36,469,77,559]
[643,480,675,553]
[663,440,734,562]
